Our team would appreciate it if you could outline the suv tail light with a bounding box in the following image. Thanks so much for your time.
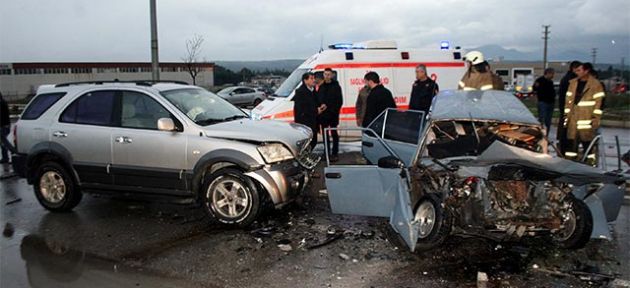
[12,125,17,151]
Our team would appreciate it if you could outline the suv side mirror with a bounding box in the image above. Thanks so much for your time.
[377,156,403,169]
[157,118,175,131]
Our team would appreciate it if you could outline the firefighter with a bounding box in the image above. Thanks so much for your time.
[563,63,605,166]
[459,51,504,91]
[556,61,581,155]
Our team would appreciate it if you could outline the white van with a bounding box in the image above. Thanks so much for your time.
[251,40,467,128]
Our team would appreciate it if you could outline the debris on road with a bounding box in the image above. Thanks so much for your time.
[2,223,14,238]
[306,233,342,250]
[339,253,350,261]
[5,198,21,205]
[477,272,488,288]
[277,244,292,252]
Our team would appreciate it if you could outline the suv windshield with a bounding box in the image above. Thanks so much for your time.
[161,88,247,126]
[274,68,308,97]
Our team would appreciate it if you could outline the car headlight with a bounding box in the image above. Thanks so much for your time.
[257,143,294,163]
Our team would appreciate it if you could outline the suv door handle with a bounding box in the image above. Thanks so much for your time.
[52,131,67,138]
[325,173,341,179]
[362,141,374,147]
[115,136,133,144]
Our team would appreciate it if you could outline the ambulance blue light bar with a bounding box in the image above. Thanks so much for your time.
[441,41,450,50]
[329,43,367,50]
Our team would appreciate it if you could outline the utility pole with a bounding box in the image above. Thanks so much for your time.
[591,48,597,65]
[150,0,160,81]
[542,25,550,69]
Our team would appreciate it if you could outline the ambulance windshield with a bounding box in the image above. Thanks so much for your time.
[274,68,309,97]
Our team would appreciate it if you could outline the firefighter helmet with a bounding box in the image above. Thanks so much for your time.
[464,51,485,65]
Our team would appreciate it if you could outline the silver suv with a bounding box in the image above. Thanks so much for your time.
[11,81,318,226]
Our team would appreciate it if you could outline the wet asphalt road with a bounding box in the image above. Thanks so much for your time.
[1,147,630,287]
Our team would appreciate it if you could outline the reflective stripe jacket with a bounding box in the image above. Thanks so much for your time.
[564,75,605,141]
[458,71,504,91]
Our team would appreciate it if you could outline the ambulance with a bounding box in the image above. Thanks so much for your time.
[251,40,467,129]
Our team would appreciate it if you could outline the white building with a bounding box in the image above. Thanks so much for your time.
[0,62,214,101]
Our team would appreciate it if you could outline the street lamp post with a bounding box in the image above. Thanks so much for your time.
[150,0,160,81]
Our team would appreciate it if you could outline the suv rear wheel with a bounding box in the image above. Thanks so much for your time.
[201,168,262,227]
[34,161,82,212]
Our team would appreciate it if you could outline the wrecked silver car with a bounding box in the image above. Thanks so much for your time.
[324,90,626,251]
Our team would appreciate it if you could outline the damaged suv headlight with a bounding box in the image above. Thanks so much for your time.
[257,143,294,164]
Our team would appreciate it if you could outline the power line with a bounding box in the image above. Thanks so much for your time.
[542,25,551,69]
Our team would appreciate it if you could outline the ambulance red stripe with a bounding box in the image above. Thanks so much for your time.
[314,62,464,69]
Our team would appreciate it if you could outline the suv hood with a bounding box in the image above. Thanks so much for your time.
[203,119,312,155]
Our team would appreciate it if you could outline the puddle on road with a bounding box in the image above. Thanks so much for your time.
[1,228,199,288]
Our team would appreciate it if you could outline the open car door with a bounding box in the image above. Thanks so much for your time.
[324,127,422,251]
[362,109,425,166]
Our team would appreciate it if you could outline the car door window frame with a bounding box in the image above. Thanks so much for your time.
[324,127,403,167]
[119,90,183,131]
[381,109,425,146]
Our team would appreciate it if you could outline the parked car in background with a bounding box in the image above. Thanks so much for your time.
[217,86,266,107]
[323,90,626,251]
[11,80,318,227]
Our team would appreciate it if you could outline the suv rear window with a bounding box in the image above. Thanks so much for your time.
[21,92,66,120]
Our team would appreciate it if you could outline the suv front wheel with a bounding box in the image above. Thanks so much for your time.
[201,168,262,227]
[34,161,82,212]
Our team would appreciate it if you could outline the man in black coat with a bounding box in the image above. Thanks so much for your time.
[409,64,439,116]
[533,68,556,134]
[317,68,343,161]
[293,72,322,149]
[1,92,16,163]
[556,61,581,154]
[362,72,397,128]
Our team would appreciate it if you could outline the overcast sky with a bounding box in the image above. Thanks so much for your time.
[1,0,628,64]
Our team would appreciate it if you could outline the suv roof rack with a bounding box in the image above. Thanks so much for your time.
[54,80,189,88]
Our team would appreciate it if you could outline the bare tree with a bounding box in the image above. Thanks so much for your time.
[182,35,205,85]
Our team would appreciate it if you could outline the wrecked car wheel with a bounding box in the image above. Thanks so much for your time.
[414,194,451,250]
[554,196,593,249]
[202,168,261,227]
[34,161,82,212]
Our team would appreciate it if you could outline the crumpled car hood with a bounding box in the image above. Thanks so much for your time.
[450,141,626,185]
[203,119,312,155]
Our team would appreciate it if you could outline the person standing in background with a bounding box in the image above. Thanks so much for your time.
[355,85,371,126]
[1,92,16,164]
[409,64,439,116]
[556,61,581,154]
[362,72,396,128]
[317,68,343,162]
[533,68,556,135]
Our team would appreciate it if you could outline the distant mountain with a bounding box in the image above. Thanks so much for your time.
[216,59,304,73]
[472,44,538,61]
[472,45,590,63]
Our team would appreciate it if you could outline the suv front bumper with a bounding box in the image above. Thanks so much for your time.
[245,160,310,208]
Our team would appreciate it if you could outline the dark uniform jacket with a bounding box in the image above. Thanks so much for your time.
[362,84,396,127]
[409,78,438,113]
[533,76,556,104]
[317,80,343,126]
[1,99,10,127]
[293,83,318,129]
